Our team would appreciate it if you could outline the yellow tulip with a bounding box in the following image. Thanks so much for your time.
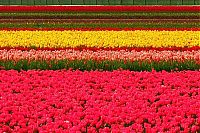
[0,30,199,48]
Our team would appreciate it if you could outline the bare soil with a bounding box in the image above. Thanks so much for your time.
[0,18,199,23]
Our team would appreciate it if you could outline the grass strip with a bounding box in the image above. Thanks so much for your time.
[0,22,199,28]
[0,59,199,72]
[0,12,199,17]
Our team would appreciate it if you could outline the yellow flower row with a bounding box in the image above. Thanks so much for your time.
[0,30,199,48]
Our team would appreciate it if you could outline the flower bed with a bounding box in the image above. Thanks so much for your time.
[1,30,199,48]
[0,46,200,51]
[0,6,199,12]
[0,6,200,132]
[1,28,200,31]
[0,49,199,62]
[0,70,199,132]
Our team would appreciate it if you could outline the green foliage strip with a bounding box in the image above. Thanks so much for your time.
[0,59,199,71]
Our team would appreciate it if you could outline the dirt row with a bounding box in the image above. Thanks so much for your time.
[0,18,199,23]
[0,16,199,19]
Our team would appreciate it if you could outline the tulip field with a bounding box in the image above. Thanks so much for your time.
[0,6,199,132]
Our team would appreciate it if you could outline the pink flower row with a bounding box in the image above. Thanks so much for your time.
[0,70,199,132]
[0,49,199,62]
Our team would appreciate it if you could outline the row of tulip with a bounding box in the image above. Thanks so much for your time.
[0,46,199,51]
[2,28,200,31]
[0,70,199,132]
[0,49,199,62]
[0,59,199,71]
[1,6,199,12]
[1,30,199,48]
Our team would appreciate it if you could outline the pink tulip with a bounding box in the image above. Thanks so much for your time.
[0,70,199,131]
[0,49,199,62]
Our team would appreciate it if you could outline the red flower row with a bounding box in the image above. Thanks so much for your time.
[0,6,199,12]
[1,28,199,31]
[0,70,199,132]
[0,46,199,52]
